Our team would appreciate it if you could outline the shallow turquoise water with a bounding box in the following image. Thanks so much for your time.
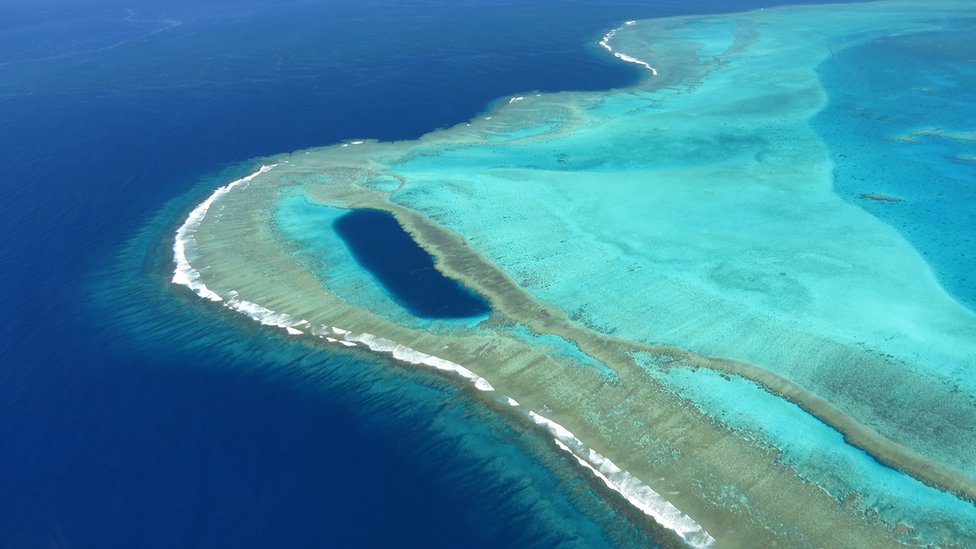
[328,4,976,543]
[814,23,976,308]
[377,6,976,491]
[507,324,618,381]
[275,192,490,331]
[276,193,406,320]
[637,354,976,540]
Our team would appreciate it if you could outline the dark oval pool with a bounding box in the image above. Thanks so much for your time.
[333,209,491,319]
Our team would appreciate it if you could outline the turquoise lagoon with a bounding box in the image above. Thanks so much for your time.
[814,25,976,308]
[178,1,976,546]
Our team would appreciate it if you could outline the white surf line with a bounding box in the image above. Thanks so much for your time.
[172,168,713,547]
[335,330,712,546]
[598,21,658,76]
[531,414,715,548]
[172,164,318,336]
[342,331,495,392]
[173,164,277,302]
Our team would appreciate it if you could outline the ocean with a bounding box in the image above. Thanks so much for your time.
[0,0,864,547]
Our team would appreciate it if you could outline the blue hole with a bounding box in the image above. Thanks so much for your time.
[333,209,491,319]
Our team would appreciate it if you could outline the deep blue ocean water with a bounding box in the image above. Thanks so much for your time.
[0,0,859,546]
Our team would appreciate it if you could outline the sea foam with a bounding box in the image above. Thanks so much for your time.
[529,413,715,548]
[598,22,658,76]
[172,164,277,302]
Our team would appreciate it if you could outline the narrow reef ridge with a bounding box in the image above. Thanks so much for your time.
[173,1,976,547]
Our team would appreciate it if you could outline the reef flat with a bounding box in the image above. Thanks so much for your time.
[174,1,976,546]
